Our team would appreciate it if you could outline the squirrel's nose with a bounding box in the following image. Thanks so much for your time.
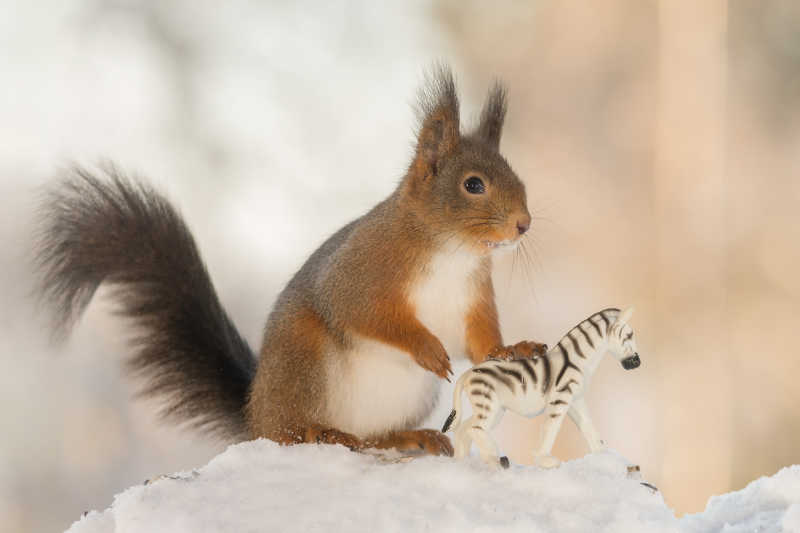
[516,216,531,235]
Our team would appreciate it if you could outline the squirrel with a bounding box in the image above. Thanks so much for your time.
[34,66,545,458]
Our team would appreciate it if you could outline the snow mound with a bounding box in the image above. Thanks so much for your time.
[682,464,800,533]
[67,440,799,533]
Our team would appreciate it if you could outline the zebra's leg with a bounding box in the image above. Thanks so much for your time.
[466,423,504,469]
[532,406,569,468]
[453,417,473,459]
[567,396,607,453]
[465,406,504,468]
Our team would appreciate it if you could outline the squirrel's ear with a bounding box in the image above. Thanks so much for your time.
[411,65,460,180]
[474,81,507,149]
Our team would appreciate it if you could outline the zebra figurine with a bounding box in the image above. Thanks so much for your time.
[442,307,641,469]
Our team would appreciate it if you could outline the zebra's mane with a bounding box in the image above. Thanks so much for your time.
[564,307,620,339]
[593,307,620,321]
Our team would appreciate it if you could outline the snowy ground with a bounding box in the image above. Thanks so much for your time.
[66,440,800,533]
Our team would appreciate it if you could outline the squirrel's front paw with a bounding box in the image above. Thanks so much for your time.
[487,345,517,360]
[413,338,453,380]
[487,340,548,361]
[512,340,548,358]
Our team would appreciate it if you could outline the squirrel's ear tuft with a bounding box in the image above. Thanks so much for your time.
[411,65,460,180]
[474,81,507,149]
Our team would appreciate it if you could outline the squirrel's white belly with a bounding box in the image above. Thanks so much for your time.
[324,247,480,438]
[410,245,481,358]
[325,336,440,438]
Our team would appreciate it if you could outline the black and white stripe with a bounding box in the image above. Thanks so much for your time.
[443,307,639,469]
[449,308,619,420]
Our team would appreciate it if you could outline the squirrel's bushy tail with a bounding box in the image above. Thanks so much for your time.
[34,165,256,439]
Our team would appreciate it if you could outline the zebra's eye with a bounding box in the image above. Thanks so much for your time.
[464,176,485,194]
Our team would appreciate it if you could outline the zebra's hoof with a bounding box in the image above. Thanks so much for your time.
[533,454,561,469]
[499,456,510,469]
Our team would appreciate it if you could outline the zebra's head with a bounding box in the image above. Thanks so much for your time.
[607,307,640,370]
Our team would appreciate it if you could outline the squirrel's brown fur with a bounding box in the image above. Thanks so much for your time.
[34,66,539,456]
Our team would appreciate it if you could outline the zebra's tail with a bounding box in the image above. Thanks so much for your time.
[441,371,468,433]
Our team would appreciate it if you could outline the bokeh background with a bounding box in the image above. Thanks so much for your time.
[2,1,799,531]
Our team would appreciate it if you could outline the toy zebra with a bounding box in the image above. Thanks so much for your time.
[442,307,641,469]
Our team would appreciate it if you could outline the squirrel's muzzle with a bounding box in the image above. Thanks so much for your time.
[621,354,641,370]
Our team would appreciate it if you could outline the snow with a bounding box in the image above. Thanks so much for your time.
[681,465,800,533]
[64,440,800,533]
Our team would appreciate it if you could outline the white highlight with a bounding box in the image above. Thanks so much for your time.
[410,243,482,359]
[325,337,440,438]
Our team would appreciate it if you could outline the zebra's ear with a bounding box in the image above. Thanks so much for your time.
[618,307,635,324]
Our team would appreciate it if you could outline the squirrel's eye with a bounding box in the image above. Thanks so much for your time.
[464,176,485,194]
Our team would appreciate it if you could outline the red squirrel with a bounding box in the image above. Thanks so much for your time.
[35,66,545,457]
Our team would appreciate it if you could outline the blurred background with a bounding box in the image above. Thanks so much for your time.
[1,0,799,531]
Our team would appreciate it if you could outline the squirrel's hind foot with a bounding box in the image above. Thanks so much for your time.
[302,426,363,450]
[366,429,454,457]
